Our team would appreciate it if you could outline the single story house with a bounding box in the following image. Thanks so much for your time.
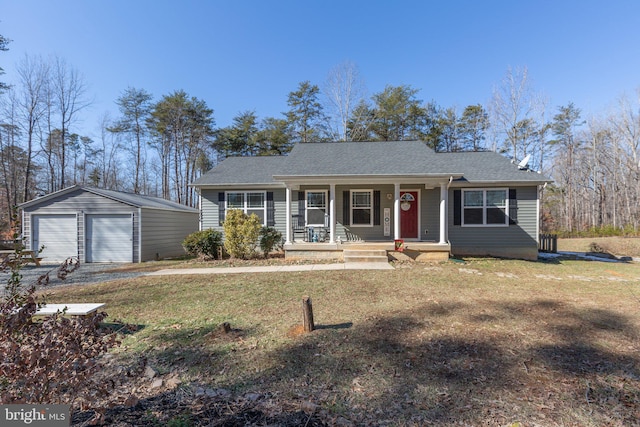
[19,185,199,263]
[191,141,552,261]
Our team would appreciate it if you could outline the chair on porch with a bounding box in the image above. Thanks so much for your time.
[292,214,306,242]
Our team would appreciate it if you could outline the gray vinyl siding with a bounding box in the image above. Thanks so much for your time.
[199,188,287,237]
[200,189,220,230]
[140,208,198,261]
[448,186,539,260]
[272,190,287,236]
[422,189,441,241]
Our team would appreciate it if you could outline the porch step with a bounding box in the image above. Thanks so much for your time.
[343,249,389,264]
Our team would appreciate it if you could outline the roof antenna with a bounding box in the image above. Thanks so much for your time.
[517,154,531,170]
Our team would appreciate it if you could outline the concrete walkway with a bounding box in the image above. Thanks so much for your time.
[146,262,394,276]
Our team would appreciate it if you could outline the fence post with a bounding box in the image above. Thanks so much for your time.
[302,296,314,332]
[539,233,558,253]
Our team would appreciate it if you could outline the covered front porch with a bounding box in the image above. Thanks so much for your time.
[275,174,459,262]
[283,240,451,262]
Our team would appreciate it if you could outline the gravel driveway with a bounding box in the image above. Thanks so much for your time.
[2,262,146,294]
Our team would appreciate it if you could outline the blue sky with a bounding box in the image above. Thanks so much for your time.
[2,1,640,138]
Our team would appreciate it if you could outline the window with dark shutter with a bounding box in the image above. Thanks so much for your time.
[453,190,461,226]
[508,189,518,225]
[297,191,305,221]
[266,192,275,226]
[342,191,350,226]
[373,190,381,226]
[218,192,225,226]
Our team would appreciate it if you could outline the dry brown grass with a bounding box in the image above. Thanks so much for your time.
[558,236,640,257]
[47,257,640,426]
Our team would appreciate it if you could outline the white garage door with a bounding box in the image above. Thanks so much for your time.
[32,214,77,262]
[86,214,133,263]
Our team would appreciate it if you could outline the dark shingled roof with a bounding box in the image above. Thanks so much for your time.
[191,141,551,186]
[283,141,437,175]
[191,156,288,186]
[433,151,549,183]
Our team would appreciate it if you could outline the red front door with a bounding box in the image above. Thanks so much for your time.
[400,191,419,239]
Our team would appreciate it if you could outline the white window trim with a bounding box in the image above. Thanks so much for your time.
[350,189,374,227]
[225,191,267,226]
[461,188,509,227]
[305,190,328,226]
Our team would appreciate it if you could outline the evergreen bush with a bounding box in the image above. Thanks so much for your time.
[223,210,261,259]
[259,226,283,258]
[182,229,223,259]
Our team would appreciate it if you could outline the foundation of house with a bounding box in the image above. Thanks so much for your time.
[283,241,451,262]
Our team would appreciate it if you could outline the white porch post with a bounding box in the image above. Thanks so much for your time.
[394,183,400,240]
[439,181,448,244]
[285,186,292,244]
[329,183,336,243]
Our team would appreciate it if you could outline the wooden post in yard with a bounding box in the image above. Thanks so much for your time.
[302,296,315,332]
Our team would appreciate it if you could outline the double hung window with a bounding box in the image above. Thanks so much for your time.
[462,189,508,226]
[306,191,327,226]
[351,190,373,226]
[226,191,266,224]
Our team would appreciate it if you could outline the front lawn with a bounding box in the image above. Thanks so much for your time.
[45,258,640,426]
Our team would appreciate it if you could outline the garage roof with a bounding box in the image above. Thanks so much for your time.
[19,185,198,212]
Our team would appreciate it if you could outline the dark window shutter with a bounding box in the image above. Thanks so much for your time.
[453,190,461,226]
[373,190,381,226]
[509,189,518,225]
[298,191,305,224]
[342,191,350,226]
[266,192,275,226]
[218,192,226,226]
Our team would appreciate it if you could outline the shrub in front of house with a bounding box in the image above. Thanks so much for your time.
[223,210,261,259]
[260,226,283,258]
[182,229,223,260]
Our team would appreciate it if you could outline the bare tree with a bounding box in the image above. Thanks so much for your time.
[15,54,49,201]
[322,61,367,141]
[97,113,123,190]
[0,93,23,211]
[50,56,90,189]
[108,87,153,193]
[609,92,640,229]
[490,66,537,162]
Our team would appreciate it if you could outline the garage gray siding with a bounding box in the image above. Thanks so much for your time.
[448,186,539,260]
[140,208,199,261]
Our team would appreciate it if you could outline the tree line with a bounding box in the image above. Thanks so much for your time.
[1,37,638,237]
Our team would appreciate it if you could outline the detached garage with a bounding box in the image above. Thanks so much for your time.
[20,185,199,263]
